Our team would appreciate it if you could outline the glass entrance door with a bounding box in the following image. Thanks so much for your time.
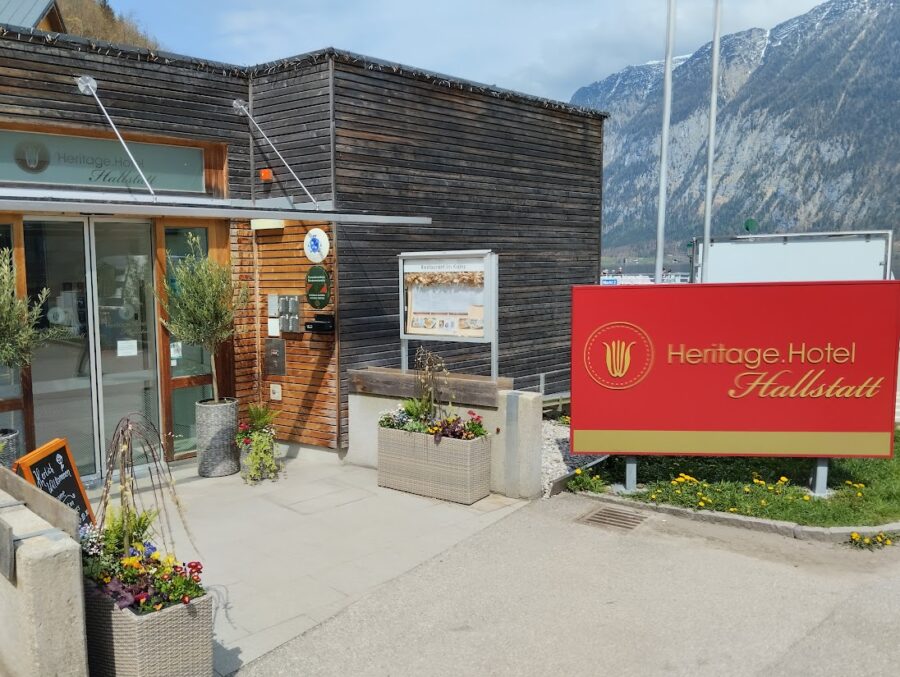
[25,218,160,478]
[92,221,160,457]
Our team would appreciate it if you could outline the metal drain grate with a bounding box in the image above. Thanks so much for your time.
[578,505,648,531]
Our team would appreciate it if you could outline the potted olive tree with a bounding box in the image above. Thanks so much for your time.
[157,235,247,477]
[0,248,66,468]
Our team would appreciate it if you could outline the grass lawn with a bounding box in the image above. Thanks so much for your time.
[592,430,900,527]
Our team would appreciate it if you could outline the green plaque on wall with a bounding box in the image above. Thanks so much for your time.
[306,266,331,309]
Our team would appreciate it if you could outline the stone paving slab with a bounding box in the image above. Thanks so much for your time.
[236,493,900,677]
[85,447,525,675]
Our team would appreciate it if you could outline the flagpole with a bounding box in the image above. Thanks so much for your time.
[654,0,677,284]
[701,0,722,282]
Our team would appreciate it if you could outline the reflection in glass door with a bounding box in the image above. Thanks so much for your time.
[92,221,159,455]
[25,219,160,478]
[25,220,97,476]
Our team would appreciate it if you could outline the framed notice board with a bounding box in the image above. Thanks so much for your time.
[398,250,500,377]
[13,438,94,528]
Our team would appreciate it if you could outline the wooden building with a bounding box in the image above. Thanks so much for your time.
[0,28,605,476]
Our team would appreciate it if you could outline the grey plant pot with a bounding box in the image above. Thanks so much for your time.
[196,398,239,477]
[0,428,20,470]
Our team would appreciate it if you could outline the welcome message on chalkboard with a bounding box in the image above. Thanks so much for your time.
[14,438,94,529]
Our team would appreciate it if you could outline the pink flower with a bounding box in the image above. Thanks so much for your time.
[239,422,250,431]
[243,437,251,445]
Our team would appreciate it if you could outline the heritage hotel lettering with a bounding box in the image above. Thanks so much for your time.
[667,342,884,399]
[55,150,158,187]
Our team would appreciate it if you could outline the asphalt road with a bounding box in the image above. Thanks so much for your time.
[238,493,900,676]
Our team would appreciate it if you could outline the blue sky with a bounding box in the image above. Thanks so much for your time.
[112,0,824,101]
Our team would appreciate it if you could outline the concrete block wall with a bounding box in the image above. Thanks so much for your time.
[0,488,88,677]
[346,390,543,499]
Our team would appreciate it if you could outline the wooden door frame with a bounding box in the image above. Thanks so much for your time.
[154,218,232,460]
[0,213,35,451]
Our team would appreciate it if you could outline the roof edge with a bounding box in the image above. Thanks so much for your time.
[0,29,609,120]
[0,23,248,77]
[252,47,609,120]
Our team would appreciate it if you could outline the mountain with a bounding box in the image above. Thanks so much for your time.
[57,0,157,49]
[572,0,900,258]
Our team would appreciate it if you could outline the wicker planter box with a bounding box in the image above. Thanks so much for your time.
[84,582,213,677]
[377,428,490,505]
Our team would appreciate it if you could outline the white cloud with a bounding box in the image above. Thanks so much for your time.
[203,0,826,100]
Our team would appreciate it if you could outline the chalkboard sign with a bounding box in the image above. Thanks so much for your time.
[13,438,94,528]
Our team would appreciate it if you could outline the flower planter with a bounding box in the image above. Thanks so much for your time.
[0,427,20,469]
[84,582,213,677]
[377,427,490,505]
[196,397,239,477]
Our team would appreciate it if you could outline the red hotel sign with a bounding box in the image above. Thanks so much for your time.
[571,282,900,458]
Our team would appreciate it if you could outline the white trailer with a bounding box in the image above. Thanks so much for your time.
[692,230,899,427]
[692,231,892,283]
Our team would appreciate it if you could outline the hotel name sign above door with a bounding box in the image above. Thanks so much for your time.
[0,129,205,193]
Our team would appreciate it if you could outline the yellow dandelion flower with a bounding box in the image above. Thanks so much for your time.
[856,492,863,498]
[698,502,705,507]
[670,481,677,486]
[803,495,811,501]
[845,480,853,485]
[574,468,582,475]
[779,476,789,483]
[760,499,767,506]
[728,508,738,513]
[864,537,871,545]
[650,494,657,500]
[886,539,893,546]
[743,487,751,493]
[850,532,860,540]
[675,489,681,494]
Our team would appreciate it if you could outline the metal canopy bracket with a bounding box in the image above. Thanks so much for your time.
[233,98,319,210]
[74,75,156,198]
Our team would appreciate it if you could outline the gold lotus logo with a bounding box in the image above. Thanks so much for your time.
[604,340,635,378]
[14,140,50,174]
[584,322,654,390]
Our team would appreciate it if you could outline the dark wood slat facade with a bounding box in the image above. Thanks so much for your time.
[0,33,252,198]
[0,34,604,452]
[250,64,334,205]
[328,59,604,440]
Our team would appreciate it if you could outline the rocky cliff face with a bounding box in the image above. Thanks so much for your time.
[571,0,899,255]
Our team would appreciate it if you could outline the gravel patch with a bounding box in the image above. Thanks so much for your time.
[541,420,604,496]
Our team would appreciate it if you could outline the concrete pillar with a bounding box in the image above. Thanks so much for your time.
[493,390,543,499]
[0,489,88,677]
